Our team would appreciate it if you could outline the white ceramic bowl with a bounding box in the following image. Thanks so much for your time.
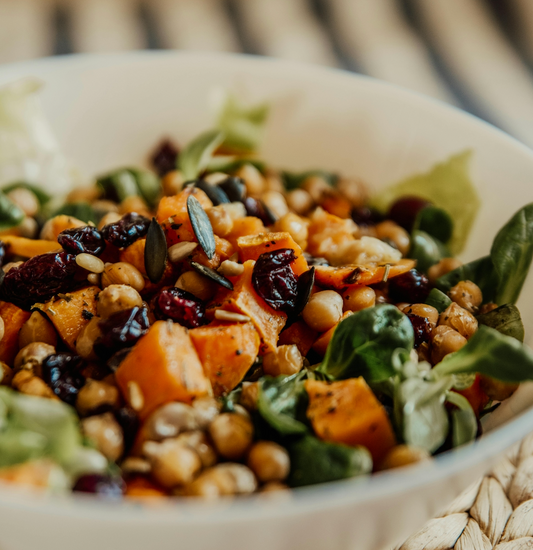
[0,52,533,550]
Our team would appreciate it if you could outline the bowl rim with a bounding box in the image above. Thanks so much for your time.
[1,49,533,523]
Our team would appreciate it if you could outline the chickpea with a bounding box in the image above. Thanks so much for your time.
[342,286,376,312]
[76,379,119,416]
[479,375,518,401]
[235,164,265,195]
[286,188,314,215]
[302,175,329,203]
[176,431,217,468]
[428,258,462,284]
[97,212,122,230]
[336,177,367,208]
[239,381,259,412]
[96,284,143,319]
[302,291,343,333]
[12,370,57,399]
[218,260,244,278]
[449,280,483,314]
[208,413,254,460]
[186,463,257,497]
[176,271,217,301]
[273,212,308,248]
[439,302,478,339]
[101,262,145,293]
[0,362,13,385]
[431,325,467,364]
[5,187,39,217]
[14,342,56,374]
[375,221,410,256]
[81,413,124,462]
[119,196,149,216]
[265,173,284,193]
[379,445,431,471]
[66,185,100,204]
[191,396,221,429]
[162,170,185,196]
[143,439,201,489]
[263,345,303,377]
[261,482,290,493]
[206,206,234,237]
[19,311,58,349]
[262,191,289,219]
[403,303,439,327]
[223,202,247,221]
[247,441,290,483]
[17,217,38,239]
[144,402,199,441]
[75,317,102,359]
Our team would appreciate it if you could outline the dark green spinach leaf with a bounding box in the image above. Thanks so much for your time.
[425,288,452,313]
[412,206,453,244]
[288,435,372,487]
[477,304,524,342]
[409,230,449,273]
[257,374,308,436]
[318,304,414,382]
[0,191,24,230]
[432,325,533,383]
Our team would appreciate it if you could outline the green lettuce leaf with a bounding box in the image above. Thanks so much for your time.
[371,150,480,254]
[178,130,225,181]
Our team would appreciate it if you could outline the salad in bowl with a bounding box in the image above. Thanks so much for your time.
[0,76,532,501]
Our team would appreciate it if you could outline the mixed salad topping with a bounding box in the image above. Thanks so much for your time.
[0,81,532,499]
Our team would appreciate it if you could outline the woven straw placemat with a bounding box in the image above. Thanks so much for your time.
[398,432,533,550]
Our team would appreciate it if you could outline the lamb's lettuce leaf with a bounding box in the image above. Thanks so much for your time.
[178,130,225,181]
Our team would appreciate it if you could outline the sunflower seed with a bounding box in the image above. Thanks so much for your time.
[218,260,244,277]
[144,217,168,283]
[218,177,246,203]
[195,179,230,206]
[168,241,198,263]
[190,261,234,290]
[293,266,315,317]
[187,195,216,260]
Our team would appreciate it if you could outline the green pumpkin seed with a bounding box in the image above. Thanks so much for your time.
[190,261,233,290]
[145,218,168,283]
[293,267,315,317]
[187,195,216,260]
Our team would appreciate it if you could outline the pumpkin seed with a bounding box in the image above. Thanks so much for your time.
[190,261,234,290]
[218,177,246,203]
[187,195,216,260]
[195,179,230,206]
[293,267,315,317]
[144,217,168,283]
[260,200,278,225]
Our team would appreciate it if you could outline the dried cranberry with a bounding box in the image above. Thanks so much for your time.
[101,212,150,249]
[388,196,432,231]
[153,288,206,328]
[0,252,77,310]
[94,307,150,358]
[252,249,298,313]
[388,269,431,304]
[58,226,106,256]
[41,353,85,406]
[0,240,5,268]
[407,313,432,348]
[114,407,139,453]
[73,474,125,498]
[151,139,179,177]
[351,206,384,226]
[244,197,277,225]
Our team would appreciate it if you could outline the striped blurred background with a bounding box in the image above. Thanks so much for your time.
[2,0,533,147]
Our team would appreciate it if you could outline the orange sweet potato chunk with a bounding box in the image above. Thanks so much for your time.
[35,287,99,351]
[156,187,213,247]
[115,321,212,419]
[278,320,317,357]
[126,477,168,498]
[191,236,235,270]
[314,259,415,290]
[237,232,308,276]
[305,378,396,463]
[190,322,260,396]
[0,302,31,365]
[2,236,59,258]
[120,239,147,275]
[226,217,266,249]
[213,260,286,354]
